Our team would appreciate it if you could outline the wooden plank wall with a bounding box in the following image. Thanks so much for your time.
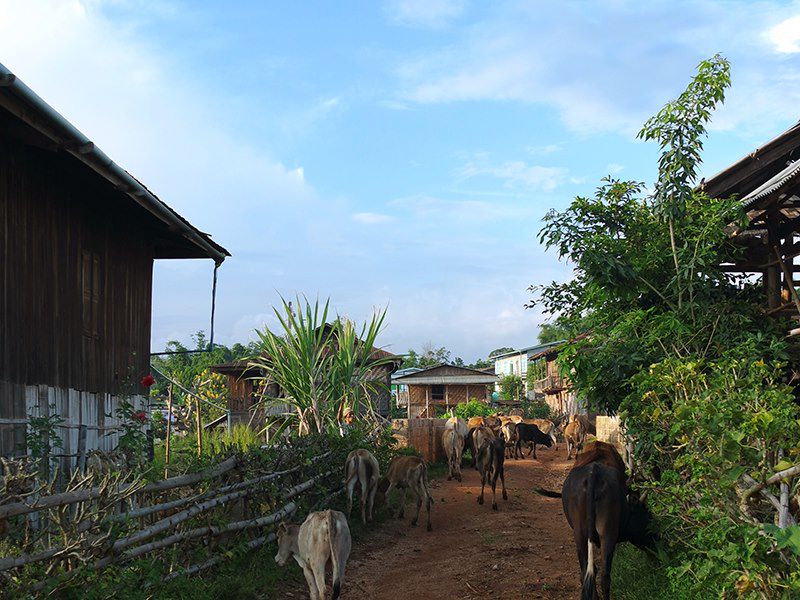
[0,140,154,398]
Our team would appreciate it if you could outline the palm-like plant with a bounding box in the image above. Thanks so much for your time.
[249,297,392,438]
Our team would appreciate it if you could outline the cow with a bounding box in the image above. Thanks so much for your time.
[344,449,380,525]
[375,455,433,531]
[515,422,553,459]
[442,426,465,482]
[466,415,502,467]
[528,418,560,450]
[275,509,351,600]
[536,441,655,600]
[565,415,587,459]
[500,421,518,459]
[474,426,507,510]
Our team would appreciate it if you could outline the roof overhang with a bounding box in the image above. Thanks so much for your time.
[0,62,229,263]
[397,375,498,385]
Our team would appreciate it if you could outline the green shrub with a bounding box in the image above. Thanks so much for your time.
[453,398,492,419]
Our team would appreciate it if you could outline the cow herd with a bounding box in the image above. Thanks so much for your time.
[273,413,655,599]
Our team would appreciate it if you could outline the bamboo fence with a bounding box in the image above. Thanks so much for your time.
[0,443,347,594]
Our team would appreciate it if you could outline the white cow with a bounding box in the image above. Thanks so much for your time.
[442,427,464,482]
[344,448,380,524]
[275,509,351,600]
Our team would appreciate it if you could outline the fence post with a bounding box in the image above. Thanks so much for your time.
[195,396,203,458]
[226,409,232,436]
[77,424,87,475]
[165,384,173,480]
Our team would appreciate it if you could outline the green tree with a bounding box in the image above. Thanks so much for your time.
[532,54,800,595]
[498,374,524,402]
[537,323,571,344]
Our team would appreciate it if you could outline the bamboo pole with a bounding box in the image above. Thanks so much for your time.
[165,384,173,480]
[0,457,238,520]
[195,395,202,458]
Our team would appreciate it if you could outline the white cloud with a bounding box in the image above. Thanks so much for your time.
[393,1,800,135]
[767,15,800,53]
[607,163,625,174]
[385,0,467,28]
[352,212,394,224]
[457,160,568,192]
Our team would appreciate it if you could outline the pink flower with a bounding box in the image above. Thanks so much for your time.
[132,411,147,423]
[141,374,156,388]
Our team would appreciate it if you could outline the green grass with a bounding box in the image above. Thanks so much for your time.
[611,544,688,600]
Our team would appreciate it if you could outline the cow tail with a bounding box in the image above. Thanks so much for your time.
[328,511,343,599]
[582,464,598,600]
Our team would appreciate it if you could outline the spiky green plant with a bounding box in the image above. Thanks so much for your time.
[250,297,391,438]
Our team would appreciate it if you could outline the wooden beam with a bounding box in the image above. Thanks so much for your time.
[774,246,800,315]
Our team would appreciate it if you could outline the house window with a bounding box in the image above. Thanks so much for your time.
[431,385,445,401]
[81,250,100,338]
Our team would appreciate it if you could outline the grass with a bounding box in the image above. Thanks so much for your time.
[611,544,687,600]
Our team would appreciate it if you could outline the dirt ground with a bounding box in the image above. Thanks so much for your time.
[341,448,581,600]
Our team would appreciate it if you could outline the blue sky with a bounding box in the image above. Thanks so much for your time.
[2,0,800,360]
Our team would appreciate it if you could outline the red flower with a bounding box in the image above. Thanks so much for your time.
[132,411,147,423]
[141,374,156,388]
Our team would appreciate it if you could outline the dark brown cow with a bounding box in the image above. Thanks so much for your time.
[537,441,655,600]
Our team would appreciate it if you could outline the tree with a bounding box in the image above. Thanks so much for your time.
[531,55,800,595]
[401,344,452,368]
[498,374,524,402]
[537,323,571,344]
[488,347,515,358]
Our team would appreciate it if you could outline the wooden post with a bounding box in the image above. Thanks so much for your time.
[406,386,411,421]
[195,396,203,458]
[77,424,87,475]
[425,387,430,419]
[445,385,449,411]
[774,246,800,315]
[165,384,173,479]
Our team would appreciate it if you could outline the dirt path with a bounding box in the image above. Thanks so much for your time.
[342,449,581,600]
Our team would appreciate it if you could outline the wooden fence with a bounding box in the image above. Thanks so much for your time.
[0,442,348,594]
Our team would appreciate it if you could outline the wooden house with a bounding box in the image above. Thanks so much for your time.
[529,344,580,416]
[392,365,498,418]
[0,63,229,466]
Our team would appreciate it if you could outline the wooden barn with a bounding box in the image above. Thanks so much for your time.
[0,63,229,465]
[393,364,497,418]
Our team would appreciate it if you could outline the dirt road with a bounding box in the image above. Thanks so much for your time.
[342,448,581,599]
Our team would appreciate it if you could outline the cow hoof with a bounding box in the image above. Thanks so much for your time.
[477,497,484,505]
[503,492,508,500]
[492,503,498,511]
[411,519,418,527]
[427,523,432,532]
[447,476,452,481]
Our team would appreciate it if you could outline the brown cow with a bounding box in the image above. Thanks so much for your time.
[375,455,433,531]
[474,426,507,510]
[565,415,587,460]
[344,449,380,524]
[442,426,465,482]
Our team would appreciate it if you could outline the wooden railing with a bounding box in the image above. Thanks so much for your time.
[533,374,565,393]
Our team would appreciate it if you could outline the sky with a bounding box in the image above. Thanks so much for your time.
[1,0,800,361]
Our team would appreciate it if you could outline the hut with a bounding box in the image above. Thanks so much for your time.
[0,63,229,466]
[393,365,498,418]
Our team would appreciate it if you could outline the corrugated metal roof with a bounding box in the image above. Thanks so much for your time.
[742,160,800,208]
[491,341,565,361]
[398,375,498,385]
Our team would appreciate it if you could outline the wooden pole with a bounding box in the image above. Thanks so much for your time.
[77,424,87,475]
[165,384,173,479]
[425,387,430,419]
[195,395,202,458]
[774,246,800,315]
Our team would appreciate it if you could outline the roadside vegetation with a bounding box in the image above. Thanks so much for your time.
[533,54,800,597]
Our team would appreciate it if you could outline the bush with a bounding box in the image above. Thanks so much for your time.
[498,374,524,402]
[522,398,551,419]
[453,399,493,419]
